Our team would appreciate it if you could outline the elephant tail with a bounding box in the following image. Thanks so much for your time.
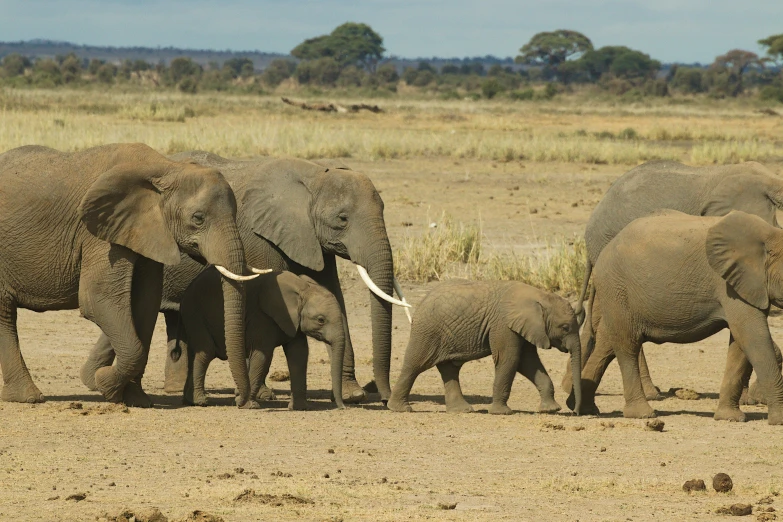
[574,257,592,325]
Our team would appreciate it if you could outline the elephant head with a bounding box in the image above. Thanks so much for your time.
[701,163,783,227]
[501,285,582,414]
[706,210,783,310]
[259,272,346,409]
[241,158,408,400]
[78,156,262,407]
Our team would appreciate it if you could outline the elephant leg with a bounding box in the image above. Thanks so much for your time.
[517,347,561,413]
[638,348,662,401]
[314,258,366,403]
[611,328,655,418]
[80,245,160,406]
[80,333,115,391]
[0,295,44,403]
[163,311,188,394]
[183,348,212,407]
[283,336,309,411]
[567,328,606,415]
[744,341,782,405]
[436,361,473,413]
[488,329,522,415]
[249,347,276,402]
[715,336,751,422]
[387,336,429,413]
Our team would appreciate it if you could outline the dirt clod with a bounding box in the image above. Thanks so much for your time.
[65,492,87,501]
[438,502,457,510]
[716,503,752,516]
[328,448,335,454]
[268,370,290,382]
[234,467,244,474]
[46,495,59,501]
[675,388,701,400]
[757,512,776,521]
[217,473,233,479]
[233,489,313,506]
[175,511,224,522]
[682,479,706,492]
[271,471,292,478]
[68,402,82,409]
[541,422,564,431]
[759,497,775,505]
[100,508,168,522]
[645,419,665,432]
[600,447,606,452]
[714,473,734,493]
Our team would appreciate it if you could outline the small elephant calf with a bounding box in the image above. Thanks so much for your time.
[387,280,582,415]
[179,268,346,410]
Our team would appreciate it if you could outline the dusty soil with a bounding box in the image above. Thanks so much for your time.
[2,158,783,521]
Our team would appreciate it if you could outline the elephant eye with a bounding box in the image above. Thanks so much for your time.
[192,211,205,226]
[316,315,326,326]
[337,214,348,224]
[561,324,571,333]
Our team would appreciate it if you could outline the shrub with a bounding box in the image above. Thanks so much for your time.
[178,76,198,93]
[169,57,202,84]
[481,78,505,99]
[509,88,535,101]
[31,59,62,86]
[2,54,30,77]
[617,127,639,140]
[412,70,435,87]
[760,85,783,103]
[375,63,399,84]
[337,65,364,87]
[295,57,340,86]
[670,67,705,94]
[261,59,296,87]
[96,63,117,84]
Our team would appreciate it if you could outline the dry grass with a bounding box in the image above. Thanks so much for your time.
[393,218,585,295]
[1,88,781,165]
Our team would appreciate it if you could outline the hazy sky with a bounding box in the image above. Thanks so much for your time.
[2,0,781,64]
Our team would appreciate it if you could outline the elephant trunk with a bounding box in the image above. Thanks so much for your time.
[329,327,346,410]
[203,225,254,408]
[568,335,582,415]
[355,236,394,401]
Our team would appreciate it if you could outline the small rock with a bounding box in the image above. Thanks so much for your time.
[217,473,233,480]
[661,462,666,467]
[675,388,701,400]
[109,482,116,487]
[65,492,87,501]
[530,208,538,214]
[714,473,734,493]
[600,447,606,452]
[177,511,225,522]
[270,471,292,478]
[328,449,335,454]
[438,502,457,510]
[68,402,82,410]
[716,504,752,516]
[758,512,776,521]
[46,495,59,501]
[380,477,387,483]
[323,473,330,479]
[683,479,706,492]
[402,222,413,227]
[234,468,244,474]
[268,371,290,382]
[759,497,775,505]
[646,419,665,432]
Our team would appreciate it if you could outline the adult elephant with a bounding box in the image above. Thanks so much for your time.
[0,144,261,407]
[81,152,409,404]
[562,160,783,398]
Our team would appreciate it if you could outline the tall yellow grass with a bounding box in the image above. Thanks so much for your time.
[1,88,781,165]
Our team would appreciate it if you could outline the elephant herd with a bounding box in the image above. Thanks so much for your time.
[1,142,782,426]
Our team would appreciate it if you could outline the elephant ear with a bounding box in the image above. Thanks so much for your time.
[504,297,550,350]
[257,272,308,338]
[706,211,770,310]
[78,163,180,265]
[241,159,324,271]
[701,173,775,221]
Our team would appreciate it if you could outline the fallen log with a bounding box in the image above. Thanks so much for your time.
[281,97,383,113]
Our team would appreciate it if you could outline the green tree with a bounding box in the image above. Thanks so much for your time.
[670,67,705,93]
[32,58,62,86]
[516,29,592,81]
[291,22,384,71]
[2,54,30,77]
[223,57,255,79]
[759,34,783,65]
[96,62,117,83]
[59,53,82,83]
[375,63,399,84]
[711,49,761,94]
[441,63,460,75]
[295,57,341,86]
[169,57,202,84]
[609,49,660,79]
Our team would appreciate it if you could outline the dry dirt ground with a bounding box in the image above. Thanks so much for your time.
[2,158,783,521]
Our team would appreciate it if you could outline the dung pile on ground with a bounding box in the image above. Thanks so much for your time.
[715,503,752,516]
[682,479,706,493]
[713,473,734,493]
[674,388,701,400]
[97,507,167,522]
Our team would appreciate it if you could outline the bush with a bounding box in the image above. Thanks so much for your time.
[178,76,198,93]
[375,63,399,84]
[412,70,435,87]
[481,78,505,99]
[643,78,669,97]
[670,67,705,94]
[760,85,783,103]
[31,59,62,86]
[541,82,558,99]
[96,63,117,84]
[337,65,364,87]
[617,127,639,140]
[509,88,535,101]
[223,57,254,79]
[260,59,295,87]
[169,57,202,84]
[295,57,340,86]
[2,54,30,77]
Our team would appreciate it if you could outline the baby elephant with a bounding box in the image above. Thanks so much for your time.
[180,268,345,410]
[387,280,582,415]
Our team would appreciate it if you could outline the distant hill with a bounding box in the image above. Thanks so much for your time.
[0,39,526,72]
[0,39,288,70]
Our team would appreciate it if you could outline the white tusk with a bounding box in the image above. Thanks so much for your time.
[215,265,261,281]
[356,265,411,308]
[393,278,413,323]
[250,267,273,274]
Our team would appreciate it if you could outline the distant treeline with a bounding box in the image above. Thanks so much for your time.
[1,26,782,103]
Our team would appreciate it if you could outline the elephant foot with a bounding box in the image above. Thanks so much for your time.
[643,385,663,401]
[748,381,766,406]
[122,380,153,408]
[94,367,126,404]
[623,401,656,419]
[79,361,100,391]
[163,375,186,395]
[768,409,783,425]
[255,385,277,402]
[567,392,599,414]
[538,398,562,414]
[1,380,45,403]
[488,403,514,415]
[387,397,413,412]
[739,387,754,406]
[341,378,367,404]
[237,397,261,409]
[445,401,474,414]
[288,399,309,411]
[714,405,746,422]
